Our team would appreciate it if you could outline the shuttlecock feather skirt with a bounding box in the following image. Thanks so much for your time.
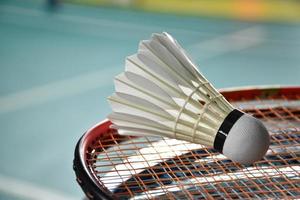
[108,32,235,148]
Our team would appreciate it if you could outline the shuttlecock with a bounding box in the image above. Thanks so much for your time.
[107,32,269,164]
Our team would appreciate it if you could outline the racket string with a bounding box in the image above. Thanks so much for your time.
[85,94,300,199]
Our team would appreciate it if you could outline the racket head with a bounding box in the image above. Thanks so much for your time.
[74,86,300,200]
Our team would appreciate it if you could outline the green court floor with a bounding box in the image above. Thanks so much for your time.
[0,0,299,199]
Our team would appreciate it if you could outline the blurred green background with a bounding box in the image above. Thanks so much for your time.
[0,0,299,199]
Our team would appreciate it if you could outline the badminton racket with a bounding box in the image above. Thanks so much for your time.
[73,85,300,199]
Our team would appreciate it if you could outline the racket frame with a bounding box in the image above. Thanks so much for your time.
[74,120,114,199]
[73,85,300,199]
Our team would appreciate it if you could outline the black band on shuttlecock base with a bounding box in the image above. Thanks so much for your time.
[213,109,244,153]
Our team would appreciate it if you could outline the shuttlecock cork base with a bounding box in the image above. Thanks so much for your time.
[108,32,270,165]
[213,109,270,164]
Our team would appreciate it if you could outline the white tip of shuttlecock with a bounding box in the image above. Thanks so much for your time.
[223,114,270,165]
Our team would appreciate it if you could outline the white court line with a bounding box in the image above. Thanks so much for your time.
[188,26,265,60]
[0,26,264,114]
[0,174,78,200]
[0,68,118,114]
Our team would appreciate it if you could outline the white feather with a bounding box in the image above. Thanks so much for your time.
[107,32,234,146]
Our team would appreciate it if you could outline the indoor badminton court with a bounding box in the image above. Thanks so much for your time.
[0,0,299,199]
